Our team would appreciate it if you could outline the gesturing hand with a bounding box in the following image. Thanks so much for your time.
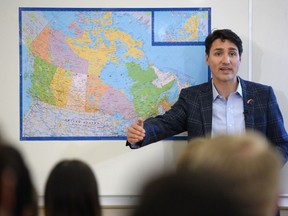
[127,117,146,143]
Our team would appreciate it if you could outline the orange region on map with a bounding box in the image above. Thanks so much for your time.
[31,25,51,63]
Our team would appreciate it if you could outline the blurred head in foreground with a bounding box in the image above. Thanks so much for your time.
[0,141,38,216]
[44,159,101,216]
[133,132,282,216]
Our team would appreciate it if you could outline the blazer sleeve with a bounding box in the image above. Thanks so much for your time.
[266,86,288,164]
[126,88,191,148]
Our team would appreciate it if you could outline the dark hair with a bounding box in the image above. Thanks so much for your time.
[132,172,231,216]
[0,143,38,216]
[44,159,101,216]
[205,29,243,56]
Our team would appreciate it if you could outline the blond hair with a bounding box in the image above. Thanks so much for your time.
[177,132,282,216]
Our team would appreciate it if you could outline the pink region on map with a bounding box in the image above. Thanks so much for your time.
[49,29,89,74]
[66,73,87,112]
[99,87,137,119]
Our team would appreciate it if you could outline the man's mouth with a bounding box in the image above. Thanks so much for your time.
[220,67,232,72]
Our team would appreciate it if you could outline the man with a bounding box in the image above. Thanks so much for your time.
[132,133,282,216]
[126,29,288,163]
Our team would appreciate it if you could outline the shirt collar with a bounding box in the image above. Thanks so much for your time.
[212,77,243,101]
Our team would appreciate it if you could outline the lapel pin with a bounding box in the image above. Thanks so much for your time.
[247,99,254,105]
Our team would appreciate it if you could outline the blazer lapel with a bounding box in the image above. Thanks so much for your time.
[199,81,213,136]
[240,78,255,129]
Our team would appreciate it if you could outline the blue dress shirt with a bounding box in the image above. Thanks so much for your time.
[211,80,245,137]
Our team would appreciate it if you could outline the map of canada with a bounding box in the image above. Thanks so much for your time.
[20,8,210,140]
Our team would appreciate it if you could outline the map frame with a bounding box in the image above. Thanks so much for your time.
[19,7,211,141]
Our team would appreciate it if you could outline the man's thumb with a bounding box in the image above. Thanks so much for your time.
[137,117,144,127]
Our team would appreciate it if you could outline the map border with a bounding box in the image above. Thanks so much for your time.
[19,7,211,141]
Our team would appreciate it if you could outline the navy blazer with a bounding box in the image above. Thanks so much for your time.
[127,77,288,163]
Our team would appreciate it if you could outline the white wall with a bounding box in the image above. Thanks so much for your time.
[252,0,288,194]
[0,0,288,205]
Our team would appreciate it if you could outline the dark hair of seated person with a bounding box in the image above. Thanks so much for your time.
[44,159,101,216]
[0,141,38,216]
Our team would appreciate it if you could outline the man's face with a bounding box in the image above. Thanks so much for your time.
[206,39,241,84]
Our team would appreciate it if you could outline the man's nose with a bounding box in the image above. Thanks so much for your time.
[222,54,230,64]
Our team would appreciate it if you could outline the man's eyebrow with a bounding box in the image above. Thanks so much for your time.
[212,48,224,51]
[212,47,238,51]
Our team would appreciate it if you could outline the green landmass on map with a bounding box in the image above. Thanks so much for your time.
[127,62,175,117]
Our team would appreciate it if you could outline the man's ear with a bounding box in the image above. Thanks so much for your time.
[205,54,209,65]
